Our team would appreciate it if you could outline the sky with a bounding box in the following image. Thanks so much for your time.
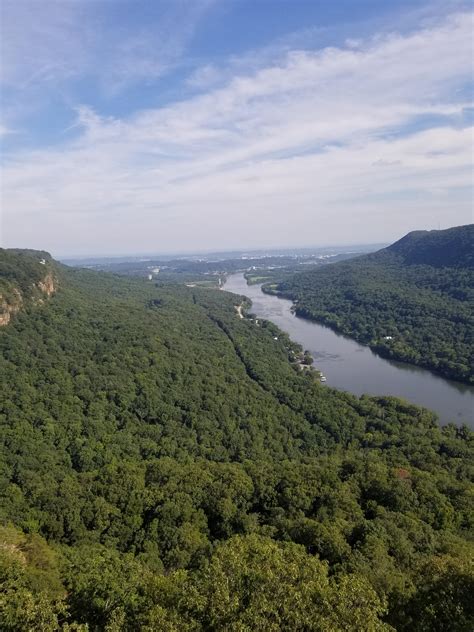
[0,0,472,257]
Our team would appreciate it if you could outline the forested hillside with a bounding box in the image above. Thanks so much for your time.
[0,249,56,326]
[379,225,474,268]
[0,250,473,630]
[270,225,474,383]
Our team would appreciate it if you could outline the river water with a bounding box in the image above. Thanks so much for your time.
[224,273,474,428]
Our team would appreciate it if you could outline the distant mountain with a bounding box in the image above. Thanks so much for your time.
[271,225,474,383]
[370,224,474,268]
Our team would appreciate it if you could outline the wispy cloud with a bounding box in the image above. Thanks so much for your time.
[0,0,214,92]
[99,0,215,94]
[2,10,473,254]
[0,1,89,88]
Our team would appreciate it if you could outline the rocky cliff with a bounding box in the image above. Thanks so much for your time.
[0,289,22,326]
[0,250,57,326]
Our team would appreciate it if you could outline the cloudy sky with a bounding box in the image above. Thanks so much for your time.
[1,0,472,256]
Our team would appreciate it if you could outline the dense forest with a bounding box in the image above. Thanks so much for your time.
[269,225,474,384]
[1,249,473,630]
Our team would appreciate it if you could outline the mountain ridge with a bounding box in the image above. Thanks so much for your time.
[369,224,474,268]
[270,225,474,383]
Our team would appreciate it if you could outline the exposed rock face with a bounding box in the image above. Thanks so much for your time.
[37,272,56,297]
[0,302,16,326]
[0,273,56,326]
[0,289,22,326]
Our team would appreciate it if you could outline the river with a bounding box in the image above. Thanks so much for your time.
[224,273,474,428]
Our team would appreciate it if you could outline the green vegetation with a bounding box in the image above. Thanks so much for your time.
[0,248,54,303]
[245,274,274,285]
[270,225,474,383]
[0,249,473,630]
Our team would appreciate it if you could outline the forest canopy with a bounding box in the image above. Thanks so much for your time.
[0,248,473,630]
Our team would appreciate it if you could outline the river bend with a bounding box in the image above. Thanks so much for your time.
[224,273,474,428]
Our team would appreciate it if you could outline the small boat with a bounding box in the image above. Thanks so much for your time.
[320,375,327,382]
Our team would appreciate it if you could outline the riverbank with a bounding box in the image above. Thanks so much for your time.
[262,279,473,386]
[224,273,474,428]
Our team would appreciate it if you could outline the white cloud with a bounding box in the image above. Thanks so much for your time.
[186,64,224,89]
[1,11,473,255]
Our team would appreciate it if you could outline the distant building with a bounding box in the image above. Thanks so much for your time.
[383,336,394,340]
[39,259,46,265]
[148,274,153,280]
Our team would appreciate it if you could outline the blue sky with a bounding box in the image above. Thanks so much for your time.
[1,0,472,256]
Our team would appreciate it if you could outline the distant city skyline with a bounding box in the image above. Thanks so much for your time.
[60,241,389,262]
[1,0,472,257]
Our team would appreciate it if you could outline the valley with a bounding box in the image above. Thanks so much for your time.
[224,273,474,427]
[1,247,472,630]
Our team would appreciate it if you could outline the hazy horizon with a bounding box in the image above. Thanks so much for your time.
[16,221,470,261]
[57,240,389,262]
